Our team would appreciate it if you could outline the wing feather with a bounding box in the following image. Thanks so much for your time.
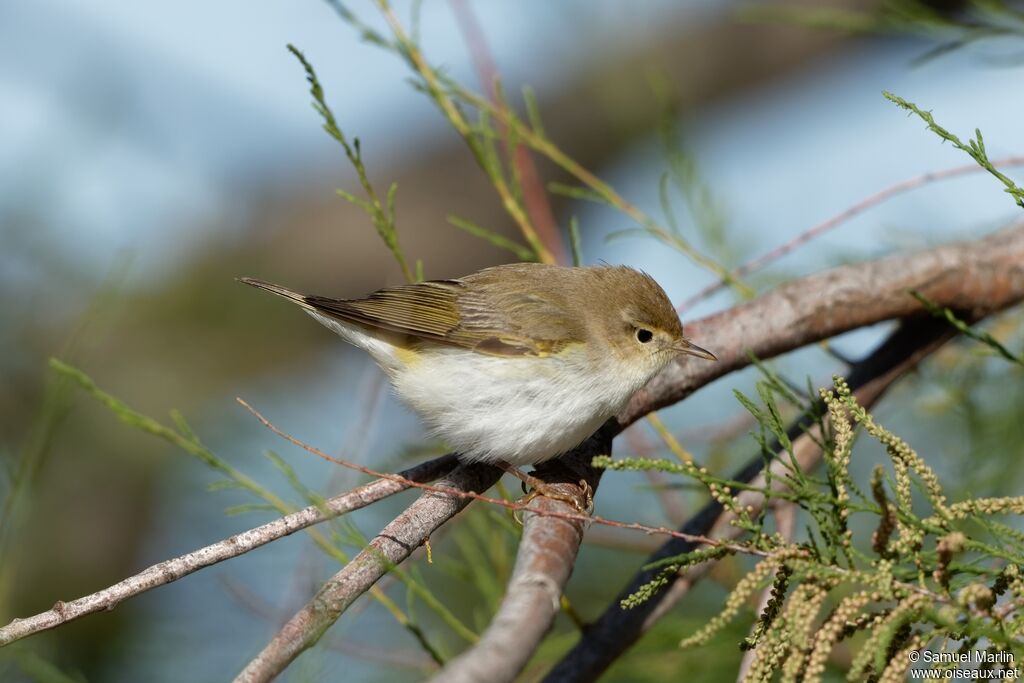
[304,274,578,356]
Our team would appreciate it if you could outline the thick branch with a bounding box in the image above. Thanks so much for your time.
[0,455,458,646]
[622,223,1024,423]
[233,463,501,683]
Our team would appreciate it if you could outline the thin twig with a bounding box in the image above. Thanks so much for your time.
[0,454,458,646]
[234,462,503,683]
[677,156,1024,312]
[236,400,772,552]
[0,410,771,651]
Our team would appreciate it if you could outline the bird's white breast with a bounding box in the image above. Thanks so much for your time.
[309,311,647,465]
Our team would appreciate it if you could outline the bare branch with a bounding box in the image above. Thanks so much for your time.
[234,462,502,683]
[0,454,458,647]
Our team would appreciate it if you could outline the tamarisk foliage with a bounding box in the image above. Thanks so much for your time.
[599,370,1024,682]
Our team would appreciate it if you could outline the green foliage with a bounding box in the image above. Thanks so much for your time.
[321,0,762,284]
[910,290,1024,366]
[597,375,1024,681]
[884,91,1024,208]
[446,215,536,262]
[287,44,415,281]
[623,546,735,611]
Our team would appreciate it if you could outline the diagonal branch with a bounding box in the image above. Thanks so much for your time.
[0,454,458,646]
[233,462,502,683]
[622,222,1024,423]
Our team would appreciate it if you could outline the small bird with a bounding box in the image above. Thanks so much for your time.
[240,263,715,468]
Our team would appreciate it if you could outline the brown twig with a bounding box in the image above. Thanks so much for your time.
[236,400,767,552]
[0,454,458,646]
[0,415,771,652]
[677,157,1024,312]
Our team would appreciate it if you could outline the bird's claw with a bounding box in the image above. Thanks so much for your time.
[512,478,594,525]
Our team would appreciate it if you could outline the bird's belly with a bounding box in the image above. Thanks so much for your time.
[392,349,629,466]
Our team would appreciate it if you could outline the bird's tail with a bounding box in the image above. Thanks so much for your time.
[237,277,315,311]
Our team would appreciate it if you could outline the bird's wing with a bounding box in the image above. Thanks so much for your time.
[305,277,578,356]
[305,280,463,342]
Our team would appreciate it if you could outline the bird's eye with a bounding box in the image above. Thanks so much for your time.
[635,328,654,344]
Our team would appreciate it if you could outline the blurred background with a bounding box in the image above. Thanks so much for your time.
[2,0,1023,681]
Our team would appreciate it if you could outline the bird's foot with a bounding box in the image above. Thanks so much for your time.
[498,463,593,521]
[519,479,593,514]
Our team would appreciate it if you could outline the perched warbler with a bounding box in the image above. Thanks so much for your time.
[240,263,715,467]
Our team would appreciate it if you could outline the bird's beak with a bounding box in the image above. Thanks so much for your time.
[673,338,717,361]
